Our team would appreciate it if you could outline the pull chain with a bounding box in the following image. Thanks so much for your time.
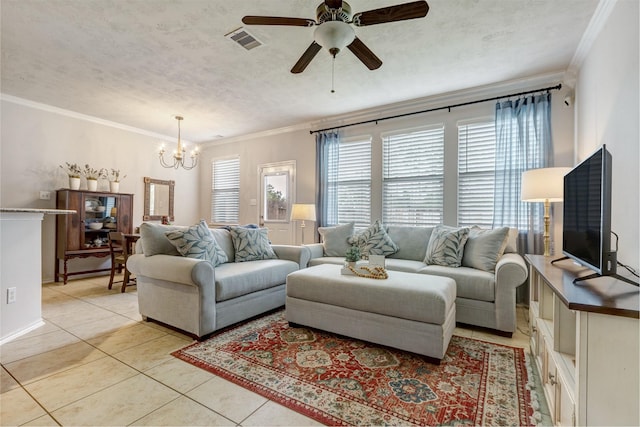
[331,55,335,93]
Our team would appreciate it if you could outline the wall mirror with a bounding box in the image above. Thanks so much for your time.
[143,177,175,221]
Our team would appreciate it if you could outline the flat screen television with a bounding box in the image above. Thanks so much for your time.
[559,144,636,286]
[561,144,614,278]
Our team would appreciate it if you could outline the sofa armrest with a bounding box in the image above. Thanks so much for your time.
[127,253,215,288]
[305,243,325,260]
[495,253,528,289]
[272,245,311,269]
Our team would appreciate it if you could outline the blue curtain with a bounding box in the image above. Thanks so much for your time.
[493,93,553,302]
[315,130,340,228]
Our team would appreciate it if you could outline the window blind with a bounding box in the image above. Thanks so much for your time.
[327,138,371,227]
[382,126,444,226]
[211,157,240,224]
[458,121,496,227]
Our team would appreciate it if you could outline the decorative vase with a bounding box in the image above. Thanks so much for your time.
[87,179,98,191]
[109,181,120,193]
[69,177,81,190]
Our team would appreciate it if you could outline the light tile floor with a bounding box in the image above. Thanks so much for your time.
[1,275,551,426]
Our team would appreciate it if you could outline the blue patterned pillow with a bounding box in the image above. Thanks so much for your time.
[164,220,228,267]
[424,225,470,267]
[229,226,276,262]
[348,220,398,257]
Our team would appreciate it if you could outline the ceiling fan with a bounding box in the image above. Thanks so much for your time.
[242,0,429,74]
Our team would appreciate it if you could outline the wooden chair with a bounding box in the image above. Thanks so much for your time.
[108,231,134,292]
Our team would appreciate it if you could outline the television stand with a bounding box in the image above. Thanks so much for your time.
[550,256,569,265]
[574,271,639,287]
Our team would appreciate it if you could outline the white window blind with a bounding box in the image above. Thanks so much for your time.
[327,138,371,228]
[211,157,240,224]
[458,121,496,228]
[382,126,444,226]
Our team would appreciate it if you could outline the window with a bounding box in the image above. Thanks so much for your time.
[211,157,240,224]
[327,137,371,228]
[457,120,496,227]
[382,125,444,226]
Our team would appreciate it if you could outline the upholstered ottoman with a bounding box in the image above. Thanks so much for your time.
[286,264,456,361]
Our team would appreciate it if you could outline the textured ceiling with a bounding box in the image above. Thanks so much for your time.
[1,0,599,143]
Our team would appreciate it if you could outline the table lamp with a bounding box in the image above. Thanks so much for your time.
[521,167,571,256]
[290,204,316,244]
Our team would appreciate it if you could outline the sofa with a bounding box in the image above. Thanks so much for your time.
[127,221,310,339]
[305,221,528,335]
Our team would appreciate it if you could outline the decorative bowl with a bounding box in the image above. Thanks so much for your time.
[88,222,103,230]
[96,206,106,212]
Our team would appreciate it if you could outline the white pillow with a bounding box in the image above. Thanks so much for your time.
[318,222,354,257]
[462,226,510,272]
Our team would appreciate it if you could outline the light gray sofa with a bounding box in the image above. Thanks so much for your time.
[127,223,310,339]
[306,224,528,336]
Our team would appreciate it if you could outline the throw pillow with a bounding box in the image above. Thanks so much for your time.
[424,225,470,267]
[348,220,399,257]
[318,222,355,257]
[140,222,186,257]
[503,228,519,253]
[462,226,510,272]
[164,220,228,267]
[229,226,276,262]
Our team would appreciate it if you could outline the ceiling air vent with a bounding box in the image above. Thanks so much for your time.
[225,27,263,51]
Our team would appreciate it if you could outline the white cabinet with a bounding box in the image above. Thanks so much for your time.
[527,255,639,426]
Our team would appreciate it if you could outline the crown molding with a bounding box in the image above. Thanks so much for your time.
[566,0,617,85]
[0,93,179,143]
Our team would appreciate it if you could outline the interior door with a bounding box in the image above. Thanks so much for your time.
[259,161,296,244]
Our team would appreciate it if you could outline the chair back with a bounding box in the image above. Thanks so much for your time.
[108,231,127,261]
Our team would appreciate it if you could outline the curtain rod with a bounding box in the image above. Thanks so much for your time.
[310,83,562,135]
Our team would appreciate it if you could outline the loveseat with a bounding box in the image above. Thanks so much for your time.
[305,221,528,335]
[127,221,310,338]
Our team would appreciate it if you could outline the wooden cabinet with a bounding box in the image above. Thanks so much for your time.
[527,255,639,426]
[55,189,133,283]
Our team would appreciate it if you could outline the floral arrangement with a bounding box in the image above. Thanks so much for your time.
[59,162,82,178]
[345,245,361,263]
[82,164,107,180]
[108,168,127,182]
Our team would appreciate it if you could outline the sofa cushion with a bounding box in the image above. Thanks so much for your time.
[140,222,187,257]
[214,259,298,302]
[462,226,509,272]
[420,265,495,302]
[424,225,470,267]
[229,226,277,262]
[348,219,399,257]
[164,220,228,267]
[383,258,426,273]
[308,256,345,267]
[318,222,354,257]
[386,226,432,261]
[211,228,235,262]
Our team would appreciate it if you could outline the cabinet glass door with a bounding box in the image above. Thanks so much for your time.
[83,195,117,248]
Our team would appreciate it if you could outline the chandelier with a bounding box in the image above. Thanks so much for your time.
[159,116,199,170]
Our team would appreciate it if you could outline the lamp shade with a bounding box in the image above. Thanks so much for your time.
[290,204,316,222]
[521,167,572,202]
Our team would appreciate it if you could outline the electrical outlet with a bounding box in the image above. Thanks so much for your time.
[7,287,16,304]
[39,191,51,200]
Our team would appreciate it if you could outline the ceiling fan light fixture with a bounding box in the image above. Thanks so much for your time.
[314,21,355,56]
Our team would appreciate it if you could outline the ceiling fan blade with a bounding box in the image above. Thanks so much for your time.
[347,37,382,70]
[324,0,343,9]
[291,42,322,74]
[242,16,316,27]
[352,0,429,26]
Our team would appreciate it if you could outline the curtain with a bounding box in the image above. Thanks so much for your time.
[315,130,340,229]
[493,93,553,302]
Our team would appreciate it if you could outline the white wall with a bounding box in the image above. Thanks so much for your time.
[0,99,200,282]
[575,0,639,271]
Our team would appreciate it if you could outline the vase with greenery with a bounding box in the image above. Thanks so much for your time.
[83,164,106,191]
[345,245,361,267]
[60,162,82,190]
[108,168,126,193]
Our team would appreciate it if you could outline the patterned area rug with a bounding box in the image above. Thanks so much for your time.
[173,311,540,426]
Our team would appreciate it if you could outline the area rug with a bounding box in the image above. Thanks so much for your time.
[172,310,541,426]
